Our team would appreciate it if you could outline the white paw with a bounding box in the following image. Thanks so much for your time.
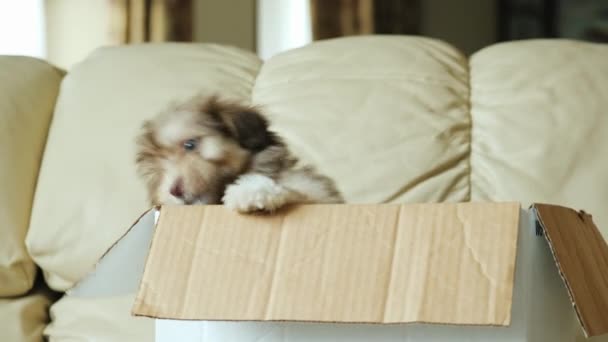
[222,174,289,213]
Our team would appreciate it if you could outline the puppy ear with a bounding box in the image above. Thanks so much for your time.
[228,110,276,152]
[203,96,277,152]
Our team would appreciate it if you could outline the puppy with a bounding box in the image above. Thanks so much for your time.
[135,94,343,213]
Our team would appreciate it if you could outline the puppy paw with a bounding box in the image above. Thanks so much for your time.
[222,174,289,213]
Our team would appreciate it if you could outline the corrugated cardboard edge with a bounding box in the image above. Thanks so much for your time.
[532,203,608,338]
[66,205,160,295]
[100,205,161,261]
[131,202,521,327]
[130,204,172,317]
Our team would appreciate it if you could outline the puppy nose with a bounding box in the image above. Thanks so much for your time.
[170,179,184,199]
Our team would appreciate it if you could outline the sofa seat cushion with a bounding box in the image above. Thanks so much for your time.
[44,294,152,342]
[0,279,57,342]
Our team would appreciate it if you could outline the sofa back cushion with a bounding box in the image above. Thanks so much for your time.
[0,56,63,296]
[26,44,262,290]
[469,40,608,225]
[252,36,470,204]
[26,37,472,291]
[26,37,608,295]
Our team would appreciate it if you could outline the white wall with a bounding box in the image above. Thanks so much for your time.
[44,0,113,69]
[0,0,46,58]
[2,0,311,68]
[43,0,261,69]
[256,0,312,60]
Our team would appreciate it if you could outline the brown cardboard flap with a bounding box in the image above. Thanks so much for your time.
[533,203,608,338]
[132,202,520,326]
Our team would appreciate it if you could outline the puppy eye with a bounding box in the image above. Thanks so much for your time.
[183,139,198,151]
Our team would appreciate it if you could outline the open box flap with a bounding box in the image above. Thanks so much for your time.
[67,206,159,297]
[532,203,608,338]
[131,202,520,327]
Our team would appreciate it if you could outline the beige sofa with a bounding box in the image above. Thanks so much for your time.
[1,36,607,341]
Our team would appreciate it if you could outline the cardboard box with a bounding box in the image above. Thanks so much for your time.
[69,202,608,341]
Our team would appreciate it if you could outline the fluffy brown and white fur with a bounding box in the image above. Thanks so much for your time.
[135,94,343,213]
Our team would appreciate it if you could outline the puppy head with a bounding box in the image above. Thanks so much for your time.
[135,95,277,205]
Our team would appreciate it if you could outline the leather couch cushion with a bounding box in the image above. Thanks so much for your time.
[26,37,475,292]
[470,40,608,234]
[26,43,262,291]
[252,36,470,204]
[0,280,56,342]
[45,294,152,341]
[0,56,63,296]
[23,37,608,342]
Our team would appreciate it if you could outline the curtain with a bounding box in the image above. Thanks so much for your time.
[310,0,374,40]
[108,0,193,44]
[309,0,420,41]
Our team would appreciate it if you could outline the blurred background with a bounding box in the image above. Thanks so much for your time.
[0,0,607,70]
